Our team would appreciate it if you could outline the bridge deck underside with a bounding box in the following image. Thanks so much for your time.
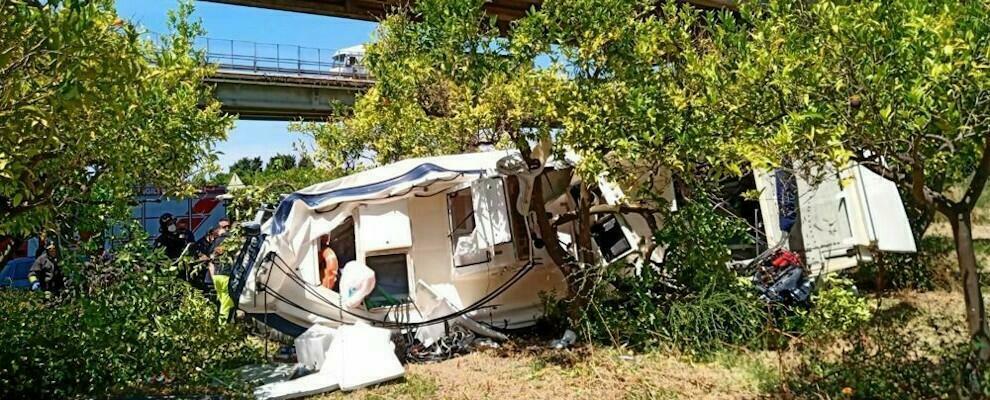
[207,71,371,121]
[202,0,734,30]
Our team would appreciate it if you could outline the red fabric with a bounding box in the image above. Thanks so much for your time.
[770,250,801,268]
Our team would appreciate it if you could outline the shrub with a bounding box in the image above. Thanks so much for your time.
[785,276,872,339]
[781,306,978,399]
[553,203,770,354]
[0,231,261,399]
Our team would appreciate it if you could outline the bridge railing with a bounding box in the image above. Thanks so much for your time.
[148,33,369,78]
[196,37,368,78]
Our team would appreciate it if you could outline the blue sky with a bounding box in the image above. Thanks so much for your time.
[115,0,376,169]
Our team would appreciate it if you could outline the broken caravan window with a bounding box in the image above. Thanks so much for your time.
[365,253,411,306]
[447,187,490,267]
[565,184,634,263]
[591,215,633,262]
[446,177,520,268]
[324,217,356,292]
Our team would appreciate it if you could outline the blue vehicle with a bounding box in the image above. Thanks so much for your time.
[0,257,36,289]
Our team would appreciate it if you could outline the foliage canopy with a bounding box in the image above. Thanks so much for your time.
[0,0,231,236]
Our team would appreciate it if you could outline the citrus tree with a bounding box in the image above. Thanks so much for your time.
[0,0,231,236]
[731,0,990,361]
[295,0,751,301]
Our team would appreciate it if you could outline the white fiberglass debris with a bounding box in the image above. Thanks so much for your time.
[253,371,339,400]
[322,322,405,391]
[416,280,509,347]
[239,364,301,386]
[294,324,336,371]
[550,329,577,349]
[254,323,404,400]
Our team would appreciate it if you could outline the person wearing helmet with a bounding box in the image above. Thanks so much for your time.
[154,213,190,260]
[28,242,63,294]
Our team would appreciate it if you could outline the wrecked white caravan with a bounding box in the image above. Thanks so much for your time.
[228,150,667,337]
[226,151,916,337]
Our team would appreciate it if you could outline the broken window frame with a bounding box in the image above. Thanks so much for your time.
[363,252,413,307]
[446,187,488,268]
[446,178,522,273]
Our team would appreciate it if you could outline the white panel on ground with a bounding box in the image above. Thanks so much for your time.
[855,165,918,253]
[358,201,413,252]
[322,323,405,392]
[294,324,336,371]
[472,178,512,246]
[253,370,340,400]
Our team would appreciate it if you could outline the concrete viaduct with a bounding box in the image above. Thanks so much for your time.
[201,0,735,121]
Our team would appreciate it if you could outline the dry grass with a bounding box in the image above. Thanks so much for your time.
[309,289,971,400]
[315,344,778,400]
[309,202,989,400]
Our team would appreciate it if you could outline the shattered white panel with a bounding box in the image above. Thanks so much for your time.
[323,323,405,392]
[294,324,336,371]
[253,370,339,400]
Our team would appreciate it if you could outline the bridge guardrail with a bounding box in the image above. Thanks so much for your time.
[148,33,369,78]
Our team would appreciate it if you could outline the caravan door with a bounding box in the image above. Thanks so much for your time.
[851,165,917,253]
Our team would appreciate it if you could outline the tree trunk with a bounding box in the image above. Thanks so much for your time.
[529,172,572,275]
[948,209,990,362]
[575,182,595,266]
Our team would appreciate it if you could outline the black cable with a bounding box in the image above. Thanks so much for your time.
[263,251,536,329]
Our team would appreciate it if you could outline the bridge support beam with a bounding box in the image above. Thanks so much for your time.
[207,71,369,121]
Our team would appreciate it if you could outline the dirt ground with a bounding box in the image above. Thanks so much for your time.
[312,221,978,400]
[318,347,775,400]
[311,290,967,400]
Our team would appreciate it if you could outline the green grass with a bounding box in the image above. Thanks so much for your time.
[623,383,681,400]
[711,351,782,393]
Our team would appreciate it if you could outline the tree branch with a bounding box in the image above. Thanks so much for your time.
[551,203,659,227]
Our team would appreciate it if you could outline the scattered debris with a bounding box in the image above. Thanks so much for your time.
[752,249,813,306]
[550,329,577,350]
[408,325,476,363]
[294,324,335,371]
[255,323,404,400]
[474,337,500,350]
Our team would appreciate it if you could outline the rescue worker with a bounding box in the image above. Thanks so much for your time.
[28,243,63,294]
[319,235,339,289]
[154,213,192,260]
[175,219,196,247]
[195,218,230,286]
[202,218,235,323]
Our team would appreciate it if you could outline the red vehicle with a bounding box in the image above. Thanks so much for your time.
[131,186,228,243]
